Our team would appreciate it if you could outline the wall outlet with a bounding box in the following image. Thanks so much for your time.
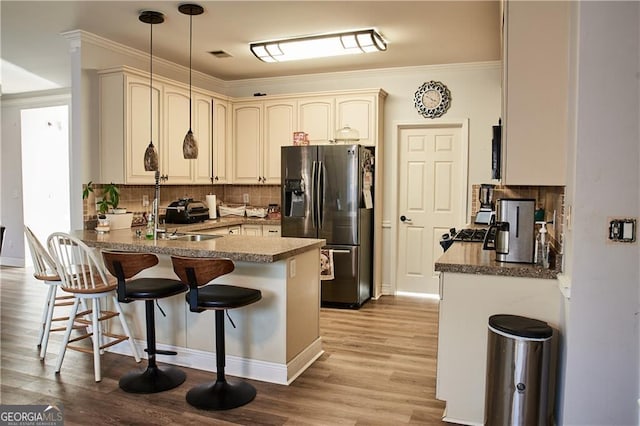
[142,195,149,207]
[243,193,249,203]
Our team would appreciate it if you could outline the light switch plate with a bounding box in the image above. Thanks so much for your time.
[608,217,637,243]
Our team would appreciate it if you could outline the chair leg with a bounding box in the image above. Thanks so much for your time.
[185,309,256,410]
[55,297,80,375]
[118,299,185,394]
[92,298,101,382]
[39,285,57,359]
[111,295,141,363]
[38,285,56,345]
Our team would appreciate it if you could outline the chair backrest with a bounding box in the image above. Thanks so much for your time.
[24,225,59,281]
[102,251,159,280]
[47,232,113,293]
[171,256,234,287]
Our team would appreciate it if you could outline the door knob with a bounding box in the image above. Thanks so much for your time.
[400,215,412,222]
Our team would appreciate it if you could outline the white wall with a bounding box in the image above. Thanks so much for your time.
[0,91,71,266]
[561,2,640,424]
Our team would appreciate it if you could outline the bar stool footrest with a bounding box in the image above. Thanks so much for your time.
[186,379,256,410]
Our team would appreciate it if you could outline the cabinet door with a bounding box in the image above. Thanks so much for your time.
[336,95,376,146]
[502,1,569,185]
[263,225,281,237]
[212,99,230,184]
[298,98,334,145]
[232,103,263,184]
[193,93,213,184]
[241,224,262,236]
[199,227,228,235]
[264,100,296,184]
[227,225,241,235]
[163,86,193,183]
[126,76,162,184]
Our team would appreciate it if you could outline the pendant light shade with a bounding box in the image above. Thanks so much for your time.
[179,3,204,160]
[140,10,164,172]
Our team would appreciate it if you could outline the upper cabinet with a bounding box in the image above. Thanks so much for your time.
[502,0,570,185]
[298,97,334,145]
[212,98,230,184]
[99,67,225,185]
[232,100,297,184]
[336,95,378,146]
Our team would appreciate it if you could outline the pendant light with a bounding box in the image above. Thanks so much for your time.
[179,3,204,160]
[140,10,164,172]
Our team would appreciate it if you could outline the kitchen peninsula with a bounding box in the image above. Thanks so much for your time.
[75,228,325,385]
[434,242,564,424]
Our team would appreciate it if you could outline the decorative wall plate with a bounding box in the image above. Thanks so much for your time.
[414,81,451,118]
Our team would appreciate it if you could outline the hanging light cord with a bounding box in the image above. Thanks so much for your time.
[188,13,193,131]
[149,19,154,146]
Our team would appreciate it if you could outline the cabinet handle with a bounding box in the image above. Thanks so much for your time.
[214,176,219,182]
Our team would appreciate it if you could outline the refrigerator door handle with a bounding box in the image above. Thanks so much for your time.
[318,161,324,230]
[311,160,317,228]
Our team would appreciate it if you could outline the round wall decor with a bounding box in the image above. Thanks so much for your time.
[414,80,451,118]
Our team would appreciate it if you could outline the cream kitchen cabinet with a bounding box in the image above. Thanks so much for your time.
[336,94,378,146]
[262,224,281,237]
[232,100,296,184]
[298,97,334,145]
[212,98,230,184]
[99,67,217,185]
[298,92,384,146]
[241,224,262,236]
[501,0,570,185]
[198,225,241,235]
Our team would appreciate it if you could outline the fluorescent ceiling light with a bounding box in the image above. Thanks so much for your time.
[250,29,387,63]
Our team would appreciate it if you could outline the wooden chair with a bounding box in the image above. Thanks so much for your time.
[102,250,188,393]
[47,232,141,382]
[171,256,262,410]
[24,226,77,360]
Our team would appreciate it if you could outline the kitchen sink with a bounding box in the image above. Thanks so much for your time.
[171,234,221,242]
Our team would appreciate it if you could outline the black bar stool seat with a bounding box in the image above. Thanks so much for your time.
[102,251,189,394]
[171,255,262,410]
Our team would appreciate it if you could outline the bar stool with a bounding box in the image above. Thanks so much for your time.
[171,256,262,410]
[102,250,188,393]
[24,226,78,360]
[47,232,141,382]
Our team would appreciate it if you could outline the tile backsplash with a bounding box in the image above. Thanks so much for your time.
[83,183,281,228]
[471,184,565,254]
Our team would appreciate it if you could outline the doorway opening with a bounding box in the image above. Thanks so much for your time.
[21,105,70,265]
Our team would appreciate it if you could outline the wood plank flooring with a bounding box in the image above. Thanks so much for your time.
[0,266,447,425]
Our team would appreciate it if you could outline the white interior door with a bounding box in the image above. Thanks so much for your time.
[396,125,464,294]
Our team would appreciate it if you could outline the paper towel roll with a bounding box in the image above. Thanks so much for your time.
[206,195,217,219]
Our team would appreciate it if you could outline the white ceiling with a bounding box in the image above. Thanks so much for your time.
[0,1,501,94]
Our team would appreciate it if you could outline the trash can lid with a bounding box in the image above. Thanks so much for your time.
[489,314,552,339]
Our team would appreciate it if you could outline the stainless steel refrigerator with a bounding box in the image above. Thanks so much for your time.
[281,145,374,308]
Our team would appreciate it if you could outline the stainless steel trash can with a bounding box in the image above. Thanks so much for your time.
[484,314,553,426]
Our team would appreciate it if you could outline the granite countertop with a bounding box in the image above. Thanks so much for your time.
[74,228,324,263]
[148,217,281,232]
[435,242,560,280]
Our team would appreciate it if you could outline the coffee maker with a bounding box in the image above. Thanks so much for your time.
[475,184,495,225]
[484,198,535,263]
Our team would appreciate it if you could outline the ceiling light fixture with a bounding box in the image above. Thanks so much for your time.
[179,3,204,160]
[250,28,387,63]
[140,10,164,172]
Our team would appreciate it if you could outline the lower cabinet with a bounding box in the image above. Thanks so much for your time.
[241,224,281,237]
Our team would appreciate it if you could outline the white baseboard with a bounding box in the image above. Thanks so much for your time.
[109,337,323,386]
[0,257,24,267]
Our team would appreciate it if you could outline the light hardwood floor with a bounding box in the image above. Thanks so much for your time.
[0,265,447,425]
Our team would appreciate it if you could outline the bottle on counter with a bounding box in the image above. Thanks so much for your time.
[146,214,155,240]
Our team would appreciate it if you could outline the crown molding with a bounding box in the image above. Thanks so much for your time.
[60,29,226,88]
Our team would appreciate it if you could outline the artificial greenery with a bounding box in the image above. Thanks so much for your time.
[82,181,122,215]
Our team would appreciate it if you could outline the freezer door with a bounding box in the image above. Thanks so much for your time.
[317,145,360,245]
[321,245,371,308]
[281,146,317,238]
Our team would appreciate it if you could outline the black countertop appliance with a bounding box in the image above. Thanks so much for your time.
[165,198,209,224]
